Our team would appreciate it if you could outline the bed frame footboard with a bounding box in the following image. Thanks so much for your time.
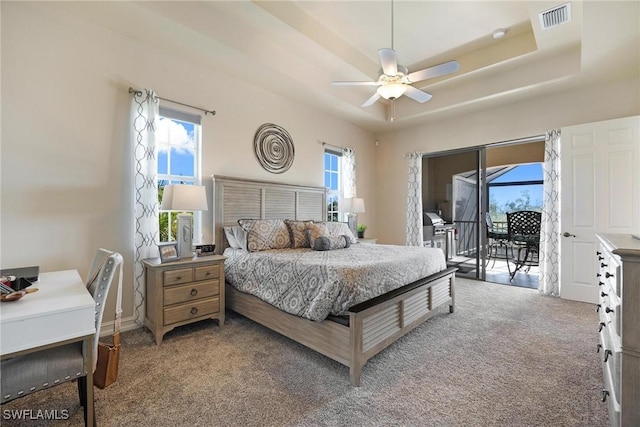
[226,267,456,386]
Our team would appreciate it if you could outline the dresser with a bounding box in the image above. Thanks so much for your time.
[595,234,640,426]
[143,255,226,345]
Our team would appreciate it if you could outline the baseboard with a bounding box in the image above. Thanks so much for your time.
[98,315,143,338]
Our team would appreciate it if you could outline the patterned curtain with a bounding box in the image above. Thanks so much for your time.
[132,89,160,324]
[342,147,356,198]
[406,152,424,246]
[539,129,561,296]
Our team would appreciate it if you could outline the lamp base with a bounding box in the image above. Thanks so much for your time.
[347,213,357,238]
[177,214,193,258]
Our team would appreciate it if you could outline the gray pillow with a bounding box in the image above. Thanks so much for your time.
[312,235,351,251]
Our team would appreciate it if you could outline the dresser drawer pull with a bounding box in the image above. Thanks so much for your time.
[176,276,182,280]
[601,291,608,297]
[190,289,198,297]
[596,344,602,353]
[600,263,607,268]
[599,322,606,332]
[602,390,609,403]
[604,349,612,363]
[596,304,601,312]
[190,307,198,315]
[605,272,614,278]
[605,307,614,314]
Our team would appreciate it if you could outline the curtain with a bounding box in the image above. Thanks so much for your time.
[342,147,356,199]
[539,129,561,296]
[132,89,160,324]
[406,152,424,246]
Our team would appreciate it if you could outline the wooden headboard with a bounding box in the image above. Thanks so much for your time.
[212,175,327,254]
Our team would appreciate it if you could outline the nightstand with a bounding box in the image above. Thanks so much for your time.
[358,238,377,244]
[142,255,226,345]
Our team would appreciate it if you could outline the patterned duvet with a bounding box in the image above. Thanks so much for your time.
[223,243,447,321]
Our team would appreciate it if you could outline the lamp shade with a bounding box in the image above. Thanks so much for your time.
[377,83,407,100]
[160,184,208,211]
[340,197,353,213]
[351,198,365,213]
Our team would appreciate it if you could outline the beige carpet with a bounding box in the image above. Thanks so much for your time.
[1,278,607,426]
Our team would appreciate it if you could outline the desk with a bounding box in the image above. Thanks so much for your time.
[0,270,96,426]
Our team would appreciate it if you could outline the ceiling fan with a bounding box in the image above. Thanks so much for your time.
[331,1,460,108]
[332,51,459,107]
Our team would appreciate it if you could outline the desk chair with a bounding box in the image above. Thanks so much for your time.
[485,213,510,268]
[1,249,123,426]
[506,211,541,279]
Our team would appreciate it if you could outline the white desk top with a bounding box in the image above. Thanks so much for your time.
[0,270,95,356]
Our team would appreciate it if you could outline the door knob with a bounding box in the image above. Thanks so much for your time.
[563,232,576,238]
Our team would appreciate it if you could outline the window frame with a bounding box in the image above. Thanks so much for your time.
[157,106,203,243]
[324,149,342,222]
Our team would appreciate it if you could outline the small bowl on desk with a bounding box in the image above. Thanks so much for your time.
[0,287,39,302]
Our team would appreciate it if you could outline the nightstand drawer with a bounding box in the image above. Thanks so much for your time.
[163,280,220,306]
[195,264,220,281]
[164,268,194,286]
[163,297,219,325]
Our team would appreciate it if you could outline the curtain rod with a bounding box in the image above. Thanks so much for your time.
[319,140,345,151]
[128,87,216,116]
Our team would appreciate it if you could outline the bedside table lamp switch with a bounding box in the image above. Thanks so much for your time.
[161,184,208,258]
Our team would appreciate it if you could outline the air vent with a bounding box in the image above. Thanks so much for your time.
[539,3,571,29]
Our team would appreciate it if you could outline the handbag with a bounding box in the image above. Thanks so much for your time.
[90,255,123,389]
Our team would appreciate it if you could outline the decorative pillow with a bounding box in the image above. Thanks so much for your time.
[223,226,240,249]
[312,235,351,251]
[317,221,357,244]
[232,226,248,251]
[238,219,291,252]
[285,220,313,248]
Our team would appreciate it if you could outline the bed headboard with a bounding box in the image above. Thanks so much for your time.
[212,175,327,254]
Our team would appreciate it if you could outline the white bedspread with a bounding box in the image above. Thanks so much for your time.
[224,244,447,321]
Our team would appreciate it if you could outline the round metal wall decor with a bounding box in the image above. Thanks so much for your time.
[253,123,295,174]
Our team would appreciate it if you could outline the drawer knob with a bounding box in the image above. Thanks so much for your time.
[190,288,198,296]
[596,304,601,312]
[598,281,604,287]
[596,273,601,278]
[604,349,612,363]
[605,307,614,314]
[176,276,182,280]
[602,390,609,403]
[596,251,601,256]
[605,272,614,278]
[596,344,602,353]
[599,322,606,332]
[601,291,608,297]
[598,256,604,261]
[190,307,198,315]
[600,263,608,268]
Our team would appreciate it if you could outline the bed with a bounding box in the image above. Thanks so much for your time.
[213,175,456,386]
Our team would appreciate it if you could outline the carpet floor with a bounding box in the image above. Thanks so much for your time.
[1,278,607,426]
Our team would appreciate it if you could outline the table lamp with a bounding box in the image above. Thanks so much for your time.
[341,197,365,237]
[160,184,208,258]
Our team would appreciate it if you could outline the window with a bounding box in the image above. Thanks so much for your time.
[157,107,202,242]
[324,150,341,221]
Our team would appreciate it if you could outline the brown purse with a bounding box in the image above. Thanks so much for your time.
[91,257,123,389]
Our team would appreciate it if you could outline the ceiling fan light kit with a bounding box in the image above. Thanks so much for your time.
[377,83,407,100]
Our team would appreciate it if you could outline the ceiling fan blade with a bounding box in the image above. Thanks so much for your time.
[378,48,398,76]
[407,60,460,83]
[404,86,433,103]
[331,81,379,86]
[361,93,381,107]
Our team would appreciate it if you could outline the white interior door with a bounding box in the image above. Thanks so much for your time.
[560,116,639,303]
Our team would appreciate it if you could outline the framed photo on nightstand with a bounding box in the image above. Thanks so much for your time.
[158,242,179,263]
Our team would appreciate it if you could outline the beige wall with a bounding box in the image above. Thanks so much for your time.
[0,3,376,330]
[374,78,640,245]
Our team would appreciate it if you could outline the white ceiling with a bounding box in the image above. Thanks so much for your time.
[61,1,639,133]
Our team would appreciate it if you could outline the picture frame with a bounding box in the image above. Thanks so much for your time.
[158,242,179,263]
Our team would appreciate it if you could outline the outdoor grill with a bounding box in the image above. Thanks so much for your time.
[423,212,456,260]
